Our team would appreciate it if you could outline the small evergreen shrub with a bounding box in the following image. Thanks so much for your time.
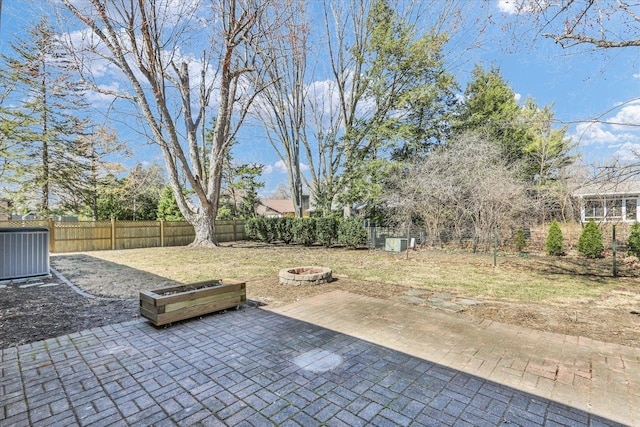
[248,217,275,243]
[265,218,280,243]
[275,217,294,244]
[316,217,339,247]
[628,222,640,257]
[338,217,368,248]
[513,229,527,253]
[545,220,564,256]
[292,217,316,246]
[255,217,270,243]
[577,220,604,259]
[245,218,260,241]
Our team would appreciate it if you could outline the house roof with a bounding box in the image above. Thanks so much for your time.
[573,181,640,197]
[257,199,295,215]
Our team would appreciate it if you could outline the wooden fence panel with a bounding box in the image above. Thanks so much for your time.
[53,221,112,253]
[215,221,235,242]
[0,219,245,253]
[115,221,161,250]
[0,220,48,228]
[163,221,195,247]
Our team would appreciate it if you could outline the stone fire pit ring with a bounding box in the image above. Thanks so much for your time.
[279,266,333,286]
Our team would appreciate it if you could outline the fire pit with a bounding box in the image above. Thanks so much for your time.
[279,266,332,286]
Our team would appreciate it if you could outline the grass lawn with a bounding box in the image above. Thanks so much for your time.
[51,243,640,346]
[56,243,636,303]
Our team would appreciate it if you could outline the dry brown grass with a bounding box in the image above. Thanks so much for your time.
[50,243,640,346]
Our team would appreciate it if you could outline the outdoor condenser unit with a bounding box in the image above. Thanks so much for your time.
[0,227,50,282]
[385,238,408,253]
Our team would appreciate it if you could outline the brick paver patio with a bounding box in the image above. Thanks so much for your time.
[0,301,629,426]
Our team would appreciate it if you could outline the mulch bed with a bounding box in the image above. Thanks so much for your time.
[0,276,139,349]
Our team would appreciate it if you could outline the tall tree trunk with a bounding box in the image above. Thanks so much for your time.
[191,209,219,248]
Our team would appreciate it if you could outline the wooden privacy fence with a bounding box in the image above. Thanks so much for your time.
[0,219,245,253]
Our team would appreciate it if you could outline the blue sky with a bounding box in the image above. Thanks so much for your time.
[1,0,639,196]
[485,1,640,165]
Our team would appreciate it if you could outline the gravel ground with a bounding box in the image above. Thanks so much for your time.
[0,274,139,349]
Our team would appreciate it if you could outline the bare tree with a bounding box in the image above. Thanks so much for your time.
[384,134,528,250]
[59,0,275,246]
[270,183,292,199]
[252,0,308,217]
[509,0,640,49]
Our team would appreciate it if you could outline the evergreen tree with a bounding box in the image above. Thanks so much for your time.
[514,229,527,253]
[157,185,184,221]
[577,220,604,258]
[0,88,32,192]
[70,126,129,220]
[521,101,577,185]
[338,0,457,212]
[95,174,127,220]
[545,220,565,256]
[520,100,577,221]
[0,18,90,215]
[454,65,531,170]
[94,164,165,221]
[627,222,640,257]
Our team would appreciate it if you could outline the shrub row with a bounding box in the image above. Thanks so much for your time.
[542,219,640,258]
[245,217,367,248]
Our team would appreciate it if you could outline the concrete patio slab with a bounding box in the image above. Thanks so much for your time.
[0,290,634,426]
[269,290,640,426]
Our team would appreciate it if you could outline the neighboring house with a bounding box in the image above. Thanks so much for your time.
[257,196,311,217]
[574,181,640,223]
[0,199,10,221]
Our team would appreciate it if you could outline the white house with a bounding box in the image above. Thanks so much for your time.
[574,181,640,223]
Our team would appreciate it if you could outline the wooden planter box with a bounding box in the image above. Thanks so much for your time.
[140,279,246,326]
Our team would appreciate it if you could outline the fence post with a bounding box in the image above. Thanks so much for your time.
[111,218,116,250]
[160,220,165,247]
[493,225,498,267]
[406,224,411,259]
[47,218,56,253]
[233,220,238,242]
[613,225,618,278]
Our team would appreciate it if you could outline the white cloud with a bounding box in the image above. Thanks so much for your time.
[613,142,640,162]
[496,0,549,15]
[633,73,640,79]
[497,0,519,14]
[571,102,640,157]
[264,160,309,174]
[514,93,521,102]
[84,82,121,105]
[573,122,619,146]
[607,103,640,130]
[275,160,288,173]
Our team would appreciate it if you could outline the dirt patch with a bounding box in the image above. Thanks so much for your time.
[465,296,640,347]
[0,277,138,349]
[50,254,178,298]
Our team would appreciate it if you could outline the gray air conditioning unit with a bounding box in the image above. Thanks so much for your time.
[0,227,50,282]
[385,238,408,253]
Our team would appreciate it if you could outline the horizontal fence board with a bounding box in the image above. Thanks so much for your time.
[0,219,245,253]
